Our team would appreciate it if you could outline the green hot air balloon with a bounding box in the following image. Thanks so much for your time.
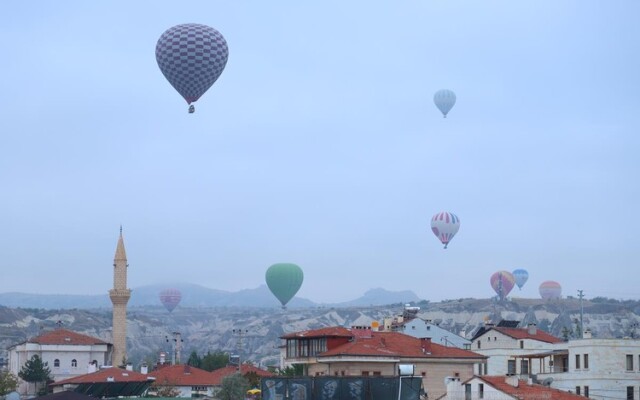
[265,263,304,308]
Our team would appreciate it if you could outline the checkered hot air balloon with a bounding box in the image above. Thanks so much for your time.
[430,211,460,249]
[156,23,229,113]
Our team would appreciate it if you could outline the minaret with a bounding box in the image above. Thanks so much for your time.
[109,226,131,367]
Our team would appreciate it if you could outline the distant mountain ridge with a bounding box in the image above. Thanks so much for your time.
[0,284,421,310]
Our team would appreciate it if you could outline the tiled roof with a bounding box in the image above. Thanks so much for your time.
[52,367,151,386]
[29,329,109,346]
[493,327,563,344]
[316,330,485,359]
[210,365,275,385]
[281,326,353,339]
[149,364,216,386]
[477,376,584,400]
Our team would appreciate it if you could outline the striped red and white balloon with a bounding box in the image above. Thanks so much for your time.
[156,23,229,113]
[430,211,460,249]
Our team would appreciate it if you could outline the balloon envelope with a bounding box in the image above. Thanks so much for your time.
[159,288,182,312]
[490,271,515,300]
[539,281,562,300]
[433,89,456,118]
[265,263,304,308]
[512,269,529,290]
[156,23,229,107]
[430,211,460,249]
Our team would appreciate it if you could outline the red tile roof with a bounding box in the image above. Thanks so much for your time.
[52,367,151,386]
[29,329,109,346]
[281,326,353,339]
[210,365,275,385]
[311,330,485,359]
[492,327,563,344]
[149,364,215,386]
[477,376,584,400]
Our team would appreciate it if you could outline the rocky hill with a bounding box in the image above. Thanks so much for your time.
[1,296,639,371]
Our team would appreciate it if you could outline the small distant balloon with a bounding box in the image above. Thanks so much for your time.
[434,89,456,118]
[430,211,460,249]
[490,271,515,300]
[539,281,562,300]
[159,288,182,312]
[156,23,229,113]
[512,269,529,290]
[265,263,304,308]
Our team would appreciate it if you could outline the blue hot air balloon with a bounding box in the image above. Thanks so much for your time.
[433,89,456,118]
[512,269,529,290]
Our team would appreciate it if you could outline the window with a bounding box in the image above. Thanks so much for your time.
[584,354,589,369]
[520,340,524,349]
[373,371,381,376]
[576,386,581,395]
[576,354,581,369]
[71,359,77,367]
[627,386,634,400]
[479,383,484,399]
[627,355,634,371]
[477,341,481,349]
[521,360,529,375]
[507,360,516,375]
[584,386,589,397]
[361,371,369,376]
[54,359,60,367]
[464,384,472,400]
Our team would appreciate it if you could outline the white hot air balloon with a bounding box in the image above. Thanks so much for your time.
[430,211,460,249]
[434,89,456,118]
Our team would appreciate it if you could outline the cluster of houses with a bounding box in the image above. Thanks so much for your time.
[5,306,640,399]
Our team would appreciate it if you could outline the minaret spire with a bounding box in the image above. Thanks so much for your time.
[109,227,131,367]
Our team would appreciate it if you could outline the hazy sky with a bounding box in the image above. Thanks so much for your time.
[1,1,639,304]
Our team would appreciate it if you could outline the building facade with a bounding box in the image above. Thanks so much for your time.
[7,329,112,396]
[281,326,486,399]
[470,324,562,376]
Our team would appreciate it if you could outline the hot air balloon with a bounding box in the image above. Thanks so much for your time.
[265,263,304,309]
[156,23,229,113]
[433,89,456,118]
[490,271,515,300]
[159,288,182,312]
[430,211,460,249]
[539,281,562,300]
[512,269,529,290]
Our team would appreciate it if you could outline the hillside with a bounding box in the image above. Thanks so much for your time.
[1,296,639,370]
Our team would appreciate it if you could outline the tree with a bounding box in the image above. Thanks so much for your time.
[243,371,260,389]
[187,350,202,368]
[18,355,51,396]
[155,385,181,397]
[279,364,304,377]
[0,370,19,396]
[217,373,249,400]
[201,351,230,372]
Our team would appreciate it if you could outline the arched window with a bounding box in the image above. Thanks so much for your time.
[71,359,78,367]
[54,359,60,367]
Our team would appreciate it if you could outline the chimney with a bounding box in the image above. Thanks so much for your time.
[141,364,148,374]
[184,364,191,374]
[583,329,592,339]
[421,338,432,354]
[505,375,519,387]
[527,323,537,335]
[126,363,133,371]
[87,363,97,374]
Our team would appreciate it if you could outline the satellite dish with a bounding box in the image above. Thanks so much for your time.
[542,378,554,386]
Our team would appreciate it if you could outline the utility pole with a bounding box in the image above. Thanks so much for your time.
[577,290,585,339]
[166,332,184,365]
[232,329,249,371]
